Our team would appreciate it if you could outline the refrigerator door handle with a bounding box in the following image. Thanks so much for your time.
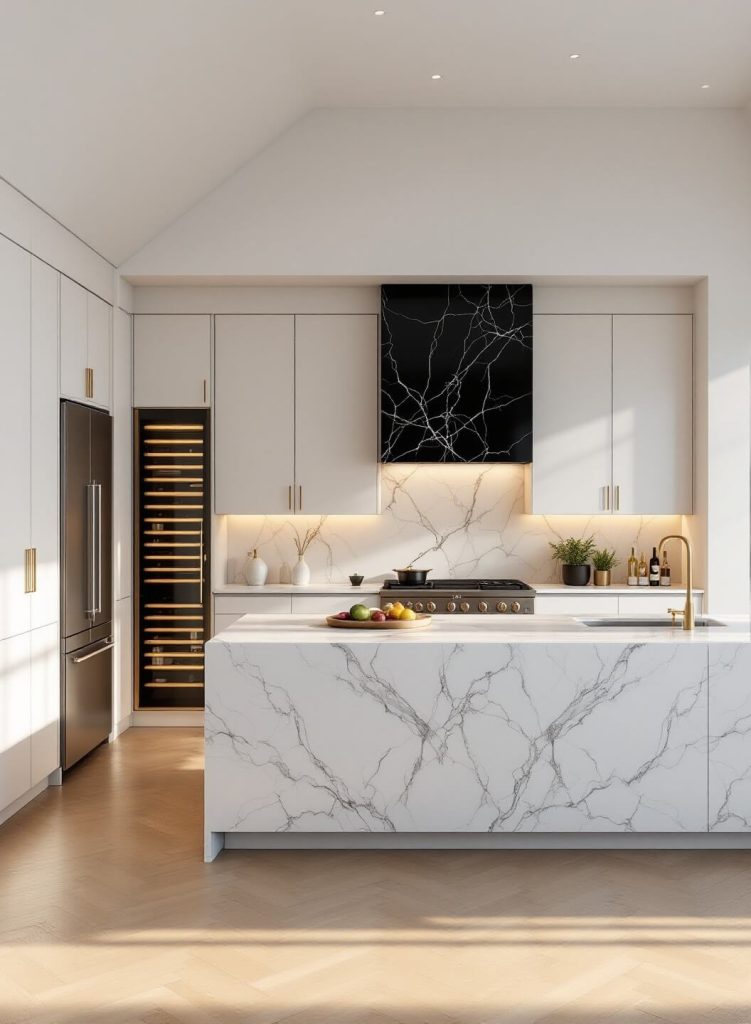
[85,483,97,617]
[72,640,114,664]
[94,482,102,615]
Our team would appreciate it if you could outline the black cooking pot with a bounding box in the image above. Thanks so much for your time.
[392,566,432,586]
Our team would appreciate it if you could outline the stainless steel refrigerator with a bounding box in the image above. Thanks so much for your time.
[60,400,113,770]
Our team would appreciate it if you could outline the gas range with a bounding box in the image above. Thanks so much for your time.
[379,579,536,615]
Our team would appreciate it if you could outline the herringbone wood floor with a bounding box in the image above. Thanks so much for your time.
[1,728,751,1024]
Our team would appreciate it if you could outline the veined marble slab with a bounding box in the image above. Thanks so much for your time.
[206,636,710,843]
[709,645,751,831]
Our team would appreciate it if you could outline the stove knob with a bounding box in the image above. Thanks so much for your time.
[426,601,437,613]
[460,601,470,613]
[405,601,414,609]
[446,601,457,613]
[478,601,488,613]
[497,601,508,613]
[511,601,521,613]
[414,601,424,612]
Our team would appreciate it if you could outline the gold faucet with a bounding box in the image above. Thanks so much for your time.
[657,534,695,630]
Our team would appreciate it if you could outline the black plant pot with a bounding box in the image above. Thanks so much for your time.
[562,564,591,587]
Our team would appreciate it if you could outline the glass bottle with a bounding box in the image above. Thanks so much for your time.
[660,550,671,587]
[637,552,649,586]
[627,547,638,586]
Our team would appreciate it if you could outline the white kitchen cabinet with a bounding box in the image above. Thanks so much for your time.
[133,314,211,407]
[0,235,32,642]
[612,315,692,514]
[30,258,60,630]
[530,315,612,514]
[114,597,132,731]
[0,632,32,811]
[60,276,112,409]
[535,594,620,616]
[214,314,379,515]
[113,309,133,601]
[30,622,60,786]
[295,315,379,514]
[530,314,692,515]
[214,316,295,514]
[618,592,702,616]
[290,594,380,614]
[87,291,112,409]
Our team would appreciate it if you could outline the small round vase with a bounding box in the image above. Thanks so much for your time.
[245,549,268,587]
[562,564,591,587]
[292,556,311,586]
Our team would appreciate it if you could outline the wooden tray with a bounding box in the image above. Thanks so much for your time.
[325,614,432,630]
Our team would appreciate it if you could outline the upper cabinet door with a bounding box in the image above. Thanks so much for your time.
[133,315,211,408]
[30,258,60,630]
[60,277,112,409]
[214,316,295,514]
[530,315,613,515]
[295,315,379,514]
[60,276,88,403]
[0,235,31,642]
[612,315,692,515]
[87,292,111,410]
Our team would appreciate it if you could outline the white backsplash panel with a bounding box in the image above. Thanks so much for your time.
[226,465,682,585]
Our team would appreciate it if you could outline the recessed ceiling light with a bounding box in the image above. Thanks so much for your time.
[569,53,580,60]
[701,83,710,89]
[374,9,385,14]
[431,74,442,80]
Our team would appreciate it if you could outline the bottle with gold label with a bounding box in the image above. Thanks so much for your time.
[660,549,671,587]
[627,547,638,586]
[637,551,649,586]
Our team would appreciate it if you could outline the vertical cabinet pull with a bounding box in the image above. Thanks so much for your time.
[603,485,610,511]
[288,485,293,511]
[85,367,94,399]
[615,485,620,511]
[202,379,207,404]
[24,548,35,593]
[299,484,303,512]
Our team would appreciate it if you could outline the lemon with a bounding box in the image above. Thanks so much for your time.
[399,607,417,621]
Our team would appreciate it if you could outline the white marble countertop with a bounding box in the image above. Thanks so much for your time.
[208,613,750,646]
[215,582,703,595]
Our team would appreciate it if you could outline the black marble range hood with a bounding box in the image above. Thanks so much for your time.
[380,284,533,463]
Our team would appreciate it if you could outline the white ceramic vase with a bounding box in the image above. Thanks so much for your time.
[245,549,268,587]
[278,561,292,585]
[292,556,311,586]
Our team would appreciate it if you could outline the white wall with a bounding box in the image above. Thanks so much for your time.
[123,109,751,613]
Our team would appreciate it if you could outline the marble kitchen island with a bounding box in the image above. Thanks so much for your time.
[204,615,751,860]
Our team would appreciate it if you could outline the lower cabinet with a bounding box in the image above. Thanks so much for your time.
[536,591,703,617]
[1,624,61,816]
[30,623,60,787]
[212,592,380,633]
[0,633,31,811]
[114,598,132,732]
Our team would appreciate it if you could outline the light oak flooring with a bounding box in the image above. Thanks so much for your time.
[1,728,751,1024]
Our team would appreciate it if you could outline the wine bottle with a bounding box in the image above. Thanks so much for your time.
[660,549,671,587]
[649,546,660,587]
[627,547,638,586]
[638,552,648,586]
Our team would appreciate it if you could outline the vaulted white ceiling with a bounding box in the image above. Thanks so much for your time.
[2,0,751,264]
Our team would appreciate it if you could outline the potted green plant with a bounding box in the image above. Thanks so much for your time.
[591,547,619,587]
[549,536,596,586]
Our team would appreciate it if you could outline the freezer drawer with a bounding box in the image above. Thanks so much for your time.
[62,634,113,770]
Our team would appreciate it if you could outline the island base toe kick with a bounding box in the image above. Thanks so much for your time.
[204,635,751,860]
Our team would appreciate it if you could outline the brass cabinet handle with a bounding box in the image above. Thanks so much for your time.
[288,485,293,511]
[615,484,620,511]
[203,378,207,404]
[31,547,36,592]
[604,485,610,511]
[24,548,33,593]
[299,484,302,512]
[85,367,94,399]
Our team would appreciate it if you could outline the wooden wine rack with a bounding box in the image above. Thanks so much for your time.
[134,410,210,710]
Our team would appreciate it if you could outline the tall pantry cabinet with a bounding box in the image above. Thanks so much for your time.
[0,236,61,812]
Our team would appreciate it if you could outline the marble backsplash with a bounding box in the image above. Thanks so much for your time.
[225,465,683,585]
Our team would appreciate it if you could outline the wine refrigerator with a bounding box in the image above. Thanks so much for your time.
[134,409,210,710]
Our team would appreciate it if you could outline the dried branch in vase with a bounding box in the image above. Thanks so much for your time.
[290,517,327,557]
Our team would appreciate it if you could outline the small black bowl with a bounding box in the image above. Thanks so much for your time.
[349,574,364,587]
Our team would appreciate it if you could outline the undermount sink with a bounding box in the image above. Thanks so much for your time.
[579,617,726,628]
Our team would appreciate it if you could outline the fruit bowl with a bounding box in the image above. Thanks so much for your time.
[324,613,432,630]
